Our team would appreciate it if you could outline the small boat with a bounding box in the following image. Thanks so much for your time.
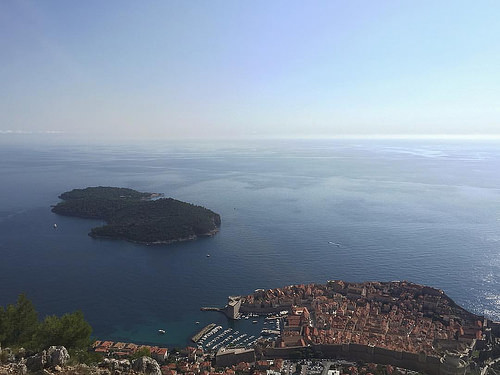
[53,224,58,229]
[252,320,258,324]
[158,329,166,334]
[206,254,210,257]
[196,321,200,324]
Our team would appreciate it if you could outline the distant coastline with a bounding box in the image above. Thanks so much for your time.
[52,186,221,245]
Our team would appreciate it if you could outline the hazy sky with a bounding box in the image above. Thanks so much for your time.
[1,1,499,140]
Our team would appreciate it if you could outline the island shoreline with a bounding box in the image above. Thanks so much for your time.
[51,186,221,245]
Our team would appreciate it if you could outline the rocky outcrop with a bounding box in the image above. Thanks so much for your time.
[0,362,27,375]
[25,351,48,372]
[0,348,163,375]
[24,346,70,372]
[47,346,70,367]
[131,357,161,375]
[100,358,131,372]
[0,348,16,363]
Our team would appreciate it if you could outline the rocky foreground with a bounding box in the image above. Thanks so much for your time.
[0,346,162,375]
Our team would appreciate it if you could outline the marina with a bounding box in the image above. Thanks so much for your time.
[190,315,282,352]
[191,323,216,343]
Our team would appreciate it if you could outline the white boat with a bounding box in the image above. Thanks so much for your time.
[53,224,58,228]
[158,329,166,334]
[206,254,210,257]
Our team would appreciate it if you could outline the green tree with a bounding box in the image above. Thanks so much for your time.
[15,294,39,346]
[34,311,92,350]
[0,306,6,344]
[68,349,103,365]
[1,295,93,353]
[131,347,151,359]
[1,294,39,347]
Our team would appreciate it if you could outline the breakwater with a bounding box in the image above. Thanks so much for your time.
[191,323,216,343]
[200,307,222,312]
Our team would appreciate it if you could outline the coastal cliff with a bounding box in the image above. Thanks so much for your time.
[52,187,221,245]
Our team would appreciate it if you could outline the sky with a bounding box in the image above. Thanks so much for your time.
[1,0,500,141]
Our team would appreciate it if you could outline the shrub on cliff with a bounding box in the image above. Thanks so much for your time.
[33,311,92,350]
[0,294,38,348]
[131,347,151,360]
[0,295,92,352]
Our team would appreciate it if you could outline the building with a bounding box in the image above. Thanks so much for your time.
[152,347,168,363]
[225,296,242,320]
[215,348,255,367]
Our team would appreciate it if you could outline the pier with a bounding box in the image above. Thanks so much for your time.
[261,329,280,336]
[191,323,216,343]
[201,296,242,320]
[200,307,222,312]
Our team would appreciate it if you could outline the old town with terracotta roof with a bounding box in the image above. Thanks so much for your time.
[241,281,484,356]
[92,281,500,375]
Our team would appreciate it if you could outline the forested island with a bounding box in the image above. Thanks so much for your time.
[51,187,221,244]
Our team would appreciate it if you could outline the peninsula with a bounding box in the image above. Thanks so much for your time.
[51,186,221,244]
[200,280,499,375]
[237,280,485,355]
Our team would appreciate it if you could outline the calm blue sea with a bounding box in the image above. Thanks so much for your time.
[0,138,499,347]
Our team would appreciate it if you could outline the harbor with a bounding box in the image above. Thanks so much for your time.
[189,314,283,352]
[191,323,216,343]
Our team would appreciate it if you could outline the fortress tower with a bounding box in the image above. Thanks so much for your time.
[225,296,242,320]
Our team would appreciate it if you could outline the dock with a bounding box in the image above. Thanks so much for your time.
[191,323,216,343]
[201,296,241,320]
[261,329,280,336]
[200,307,222,312]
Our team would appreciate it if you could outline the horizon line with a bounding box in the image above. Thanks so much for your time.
[2,132,500,142]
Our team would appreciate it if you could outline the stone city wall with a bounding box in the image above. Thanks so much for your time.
[264,344,446,375]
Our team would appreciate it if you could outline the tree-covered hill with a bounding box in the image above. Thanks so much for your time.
[59,187,152,201]
[51,187,221,244]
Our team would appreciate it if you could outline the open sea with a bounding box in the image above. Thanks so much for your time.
[0,138,499,348]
